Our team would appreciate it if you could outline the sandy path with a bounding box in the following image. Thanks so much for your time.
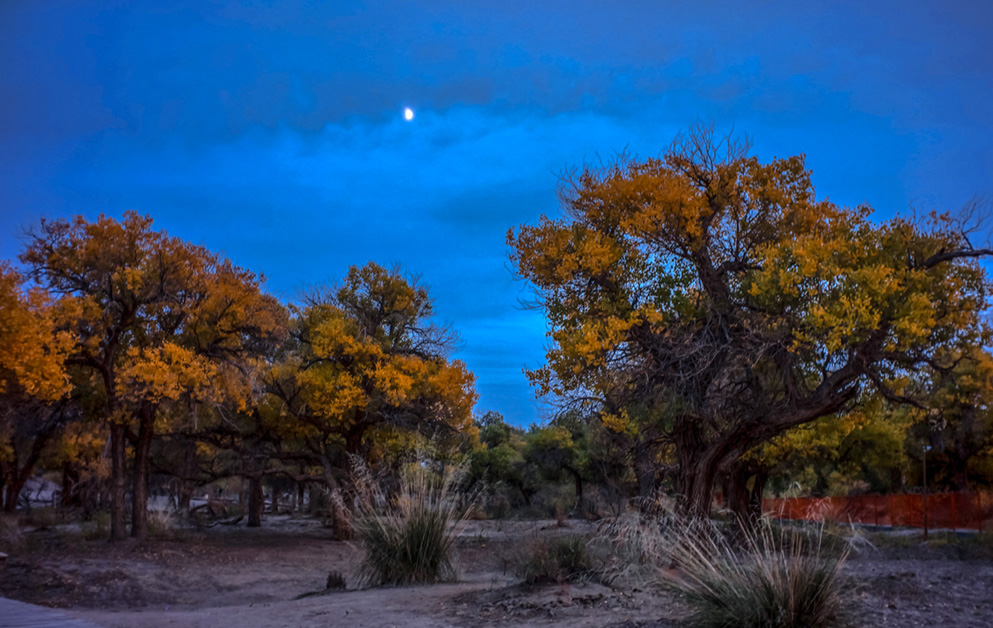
[67,581,490,628]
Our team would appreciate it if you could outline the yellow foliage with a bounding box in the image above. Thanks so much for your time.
[119,343,219,405]
[0,263,70,401]
[272,263,477,453]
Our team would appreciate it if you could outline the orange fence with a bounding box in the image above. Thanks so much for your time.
[763,491,993,531]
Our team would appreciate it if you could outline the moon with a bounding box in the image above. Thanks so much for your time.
[404,107,414,121]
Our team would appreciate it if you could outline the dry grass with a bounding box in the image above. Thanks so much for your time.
[664,520,849,628]
[354,467,467,587]
[589,503,851,628]
[509,533,593,584]
[0,514,25,552]
[589,510,683,587]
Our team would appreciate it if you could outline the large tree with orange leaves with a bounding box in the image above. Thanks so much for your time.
[0,263,72,512]
[509,126,992,515]
[265,262,476,532]
[21,212,287,539]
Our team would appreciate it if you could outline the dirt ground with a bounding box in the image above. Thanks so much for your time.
[2,515,992,628]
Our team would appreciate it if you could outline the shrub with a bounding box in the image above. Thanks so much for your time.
[664,520,849,628]
[589,508,685,587]
[355,468,466,587]
[511,533,592,584]
[25,506,60,529]
[0,514,25,552]
[147,509,181,539]
[82,510,111,540]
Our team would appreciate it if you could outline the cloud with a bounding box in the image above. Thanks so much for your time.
[2,0,992,423]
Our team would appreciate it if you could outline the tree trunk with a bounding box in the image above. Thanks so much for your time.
[1,448,20,513]
[725,464,768,524]
[130,407,155,540]
[321,455,353,540]
[676,443,723,518]
[3,482,21,514]
[570,468,584,503]
[109,422,128,540]
[62,461,82,509]
[271,484,279,514]
[177,439,196,512]
[247,476,263,527]
[178,483,193,511]
[3,410,65,514]
[296,482,305,512]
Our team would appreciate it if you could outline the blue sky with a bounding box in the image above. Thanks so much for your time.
[2,1,991,425]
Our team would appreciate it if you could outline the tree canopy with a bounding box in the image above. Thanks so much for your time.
[508,126,993,514]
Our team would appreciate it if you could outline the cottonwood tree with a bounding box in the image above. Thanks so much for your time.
[0,263,72,511]
[21,213,287,539]
[265,262,477,535]
[909,348,993,490]
[509,124,993,515]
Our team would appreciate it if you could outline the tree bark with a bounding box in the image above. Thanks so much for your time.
[177,440,196,512]
[247,475,263,527]
[130,406,155,540]
[320,455,352,539]
[725,464,768,524]
[109,422,128,540]
[3,482,20,514]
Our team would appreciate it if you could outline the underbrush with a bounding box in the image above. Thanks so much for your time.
[0,514,25,552]
[590,510,851,628]
[355,468,467,587]
[509,533,592,584]
[147,509,185,539]
[81,510,111,540]
[665,520,849,628]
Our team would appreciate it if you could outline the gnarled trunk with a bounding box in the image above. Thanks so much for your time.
[724,463,768,524]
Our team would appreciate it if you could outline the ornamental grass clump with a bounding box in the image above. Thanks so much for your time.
[665,520,849,628]
[355,468,466,587]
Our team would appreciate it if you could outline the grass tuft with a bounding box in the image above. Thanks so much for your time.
[665,519,849,628]
[355,467,466,587]
[511,533,592,584]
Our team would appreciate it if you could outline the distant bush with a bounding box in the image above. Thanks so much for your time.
[355,468,466,587]
[511,533,592,584]
[25,506,60,528]
[0,515,25,552]
[147,509,182,539]
[82,510,111,540]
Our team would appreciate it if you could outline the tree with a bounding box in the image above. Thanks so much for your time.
[21,212,287,539]
[910,348,993,490]
[524,416,593,511]
[0,263,72,511]
[508,124,992,515]
[466,412,537,507]
[745,397,912,509]
[266,262,477,534]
